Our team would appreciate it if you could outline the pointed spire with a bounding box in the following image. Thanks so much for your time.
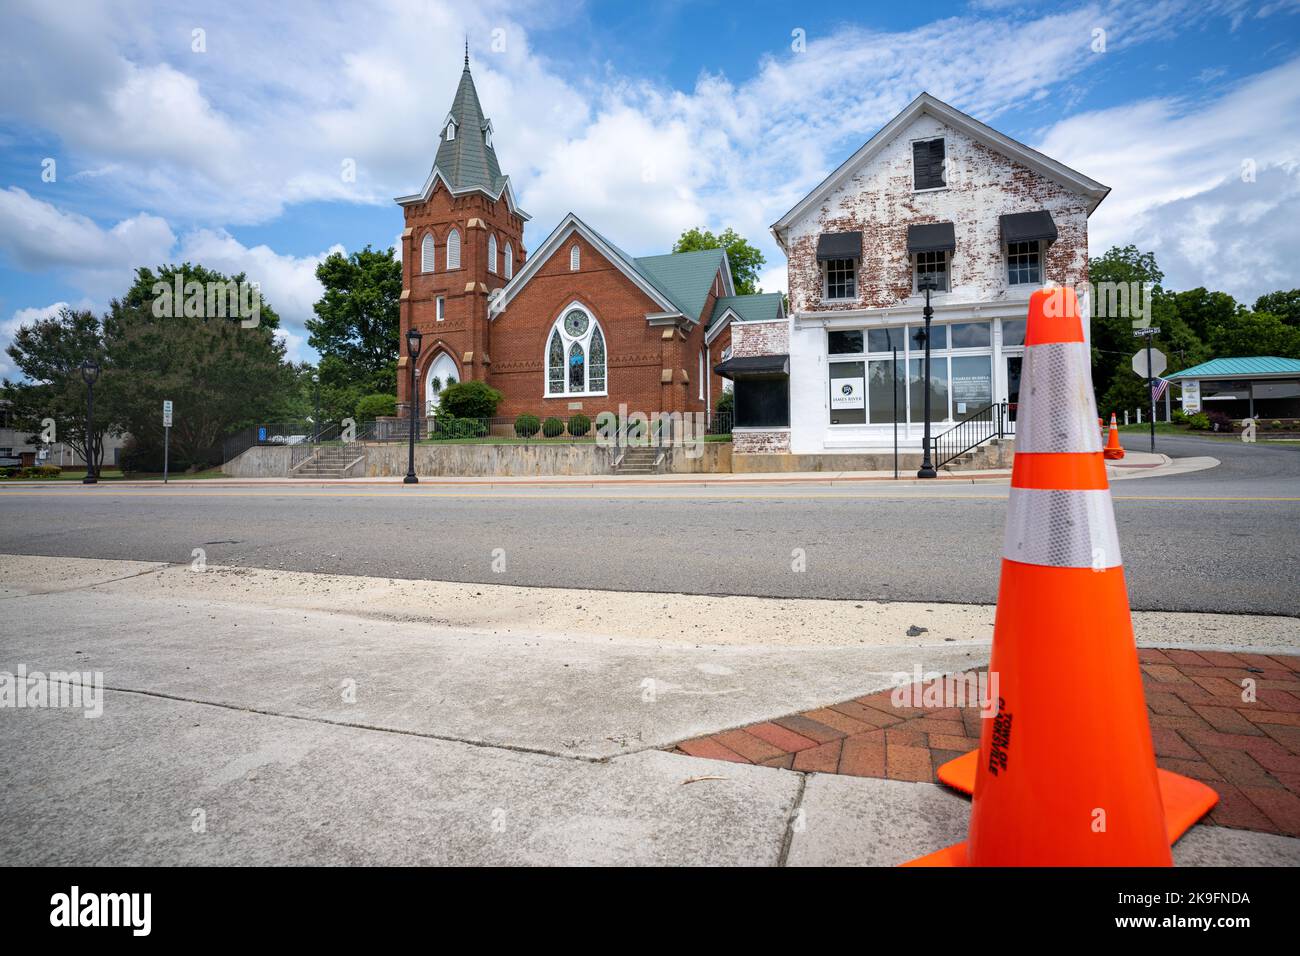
[464,38,469,70]
[434,43,503,195]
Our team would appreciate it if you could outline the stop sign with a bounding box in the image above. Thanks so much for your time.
[1132,347,1166,378]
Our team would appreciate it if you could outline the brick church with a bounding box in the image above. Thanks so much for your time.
[395,51,782,422]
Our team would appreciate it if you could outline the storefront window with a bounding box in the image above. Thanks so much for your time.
[909,357,949,421]
[949,322,991,348]
[828,330,864,354]
[829,360,866,424]
[1001,318,1026,348]
[868,328,903,353]
[951,355,993,416]
[911,324,946,351]
[868,359,905,423]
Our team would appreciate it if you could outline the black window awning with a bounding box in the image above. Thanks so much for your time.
[906,222,956,254]
[714,354,789,380]
[816,232,861,262]
[1000,210,1057,245]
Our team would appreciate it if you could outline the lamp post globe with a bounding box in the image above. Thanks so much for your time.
[916,281,938,479]
[404,328,423,484]
[79,359,101,485]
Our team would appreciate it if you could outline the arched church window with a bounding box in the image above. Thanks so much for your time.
[570,244,580,271]
[421,233,436,273]
[504,242,513,279]
[447,228,461,270]
[545,306,606,396]
[487,234,498,274]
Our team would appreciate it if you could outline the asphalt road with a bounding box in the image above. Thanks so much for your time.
[1,433,1296,615]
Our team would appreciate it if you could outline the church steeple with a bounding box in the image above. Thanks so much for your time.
[434,46,504,197]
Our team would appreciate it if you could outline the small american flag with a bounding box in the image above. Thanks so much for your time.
[1152,377,1169,402]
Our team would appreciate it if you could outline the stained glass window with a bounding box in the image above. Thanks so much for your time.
[548,330,564,393]
[589,327,606,392]
[568,342,585,391]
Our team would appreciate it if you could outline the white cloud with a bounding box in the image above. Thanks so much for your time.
[1036,57,1300,299]
[0,188,175,275]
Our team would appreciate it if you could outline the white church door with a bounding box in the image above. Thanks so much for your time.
[425,352,460,417]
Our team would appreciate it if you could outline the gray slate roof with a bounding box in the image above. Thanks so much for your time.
[435,62,505,195]
[710,293,785,329]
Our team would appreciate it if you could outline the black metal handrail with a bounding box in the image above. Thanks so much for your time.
[930,401,1006,469]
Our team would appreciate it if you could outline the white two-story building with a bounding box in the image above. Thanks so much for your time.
[720,93,1109,460]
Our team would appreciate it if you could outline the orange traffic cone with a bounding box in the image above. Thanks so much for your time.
[906,287,1217,867]
[1104,412,1125,460]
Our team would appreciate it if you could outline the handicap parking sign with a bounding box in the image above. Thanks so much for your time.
[258,426,267,441]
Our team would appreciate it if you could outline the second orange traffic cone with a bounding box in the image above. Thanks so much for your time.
[1104,412,1125,460]
[906,287,1217,867]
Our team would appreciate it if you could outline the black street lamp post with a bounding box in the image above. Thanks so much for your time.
[80,359,100,485]
[404,328,423,485]
[916,280,938,479]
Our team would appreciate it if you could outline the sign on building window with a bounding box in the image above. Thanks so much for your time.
[830,375,866,410]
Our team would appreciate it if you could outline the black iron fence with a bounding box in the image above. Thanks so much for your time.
[930,401,1009,469]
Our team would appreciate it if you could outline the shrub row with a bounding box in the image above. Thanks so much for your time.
[512,413,592,439]
[0,465,62,479]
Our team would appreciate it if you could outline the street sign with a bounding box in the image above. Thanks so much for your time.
[1182,380,1201,413]
[1132,348,1166,378]
[162,400,173,427]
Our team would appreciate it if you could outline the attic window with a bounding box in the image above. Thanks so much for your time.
[445,121,456,142]
[913,138,946,190]
[570,243,580,271]
[485,127,492,147]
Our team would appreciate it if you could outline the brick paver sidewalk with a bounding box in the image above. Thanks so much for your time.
[669,650,1300,838]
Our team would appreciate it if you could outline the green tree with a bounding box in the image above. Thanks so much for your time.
[2,307,116,468]
[1253,290,1300,328]
[673,227,766,295]
[104,263,294,468]
[1207,310,1300,359]
[439,380,502,418]
[1167,288,1239,344]
[355,392,397,420]
[307,246,401,415]
[1088,245,1168,406]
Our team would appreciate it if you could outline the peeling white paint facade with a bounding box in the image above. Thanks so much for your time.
[766,94,1108,455]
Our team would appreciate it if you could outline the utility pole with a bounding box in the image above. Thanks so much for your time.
[1132,327,1162,455]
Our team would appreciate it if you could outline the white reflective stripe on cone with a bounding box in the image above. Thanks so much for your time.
[1014,342,1102,454]
[1003,488,1123,569]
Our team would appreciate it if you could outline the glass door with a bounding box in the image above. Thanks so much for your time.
[1005,354,1022,426]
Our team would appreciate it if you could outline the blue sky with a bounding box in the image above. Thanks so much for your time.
[1,0,1298,377]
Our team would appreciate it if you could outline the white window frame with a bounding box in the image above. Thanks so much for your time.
[570,243,581,271]
[823,258,857,302]
[699,349,705,401]
[545,303,607,398]
[911,136,948,193]
[445,120,456,141]
[446,228,461,270]
[487,234,498,274]
[504,242,513,279]
[435,295,445,322]
[1006,239,1042,286]
[913,250,950,294]
[420,233,436,273]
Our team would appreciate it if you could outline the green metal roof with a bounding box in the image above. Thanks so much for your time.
[434,61,505,195]
[1165,356,1300,381]
[633,248,727,320]
[710,293,785,329]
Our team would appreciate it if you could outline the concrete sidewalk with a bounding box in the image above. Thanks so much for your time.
[0,450,1216,490]
[1,555,1293,865]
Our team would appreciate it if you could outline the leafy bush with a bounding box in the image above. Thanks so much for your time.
[1185,412,1211,430]
[542,416,565,438]
[1271,420,1284,430]
[715,390,735,415]
[30,465,61,478]
[439,380,502,418]
[1170,409,1189,425]
[1207,410,1233,432]
[567,413,591,437]
[355,393,397,420]
[514,414,540,438]
[0,467,18,479]
[434,416,489,440]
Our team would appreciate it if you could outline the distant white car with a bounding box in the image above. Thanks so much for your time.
[267,434,308,446]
